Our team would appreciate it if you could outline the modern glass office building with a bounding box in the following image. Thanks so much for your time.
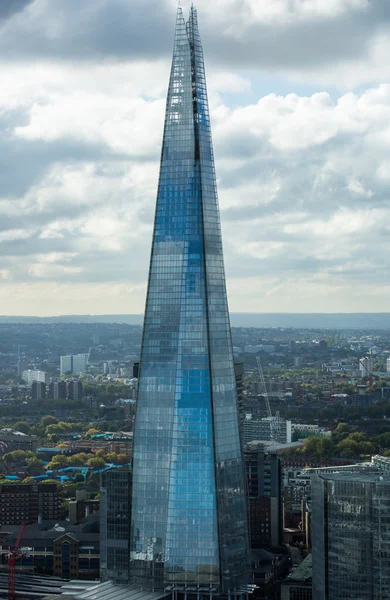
[130,5,250,595]
[312,469,390,600]
[100,469,132,584]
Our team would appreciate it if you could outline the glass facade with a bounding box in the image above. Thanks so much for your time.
[100,470,132,584]
[130,5,250,594]
[311,470,390,600]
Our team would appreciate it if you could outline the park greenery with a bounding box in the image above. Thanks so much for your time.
[287,423,390,459]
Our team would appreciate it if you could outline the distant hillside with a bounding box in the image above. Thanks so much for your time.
[1,313,390,329]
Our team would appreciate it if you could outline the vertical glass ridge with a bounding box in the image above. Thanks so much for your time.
[130,5,250,593]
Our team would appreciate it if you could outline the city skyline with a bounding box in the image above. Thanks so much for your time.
[1,0,390,315]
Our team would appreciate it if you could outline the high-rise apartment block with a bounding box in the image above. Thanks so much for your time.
[312,468,390,599]
[130,6,250,595]
[48,380,67,400]
[0,482,60,525]
[22,369,49,386]
[60,353,89,375]
[359,355,373,377]
[32,381,46,401]
[67,380,83,400]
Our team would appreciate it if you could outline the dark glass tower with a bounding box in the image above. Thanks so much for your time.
[130,5,250,594]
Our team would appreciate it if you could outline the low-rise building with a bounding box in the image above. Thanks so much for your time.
[281,554,312,600]
[0,514,99,579]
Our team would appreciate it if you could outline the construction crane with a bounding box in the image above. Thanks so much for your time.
[255,356,281,446]
[0,521,27,600]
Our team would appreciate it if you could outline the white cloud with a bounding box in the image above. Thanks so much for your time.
[1,2,390,314]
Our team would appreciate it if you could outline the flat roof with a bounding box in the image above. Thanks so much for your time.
[318,469,390,484]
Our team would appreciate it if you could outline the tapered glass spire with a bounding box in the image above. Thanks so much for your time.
[130,6,250,594]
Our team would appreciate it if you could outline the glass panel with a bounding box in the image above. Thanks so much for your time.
[130,6,250,593]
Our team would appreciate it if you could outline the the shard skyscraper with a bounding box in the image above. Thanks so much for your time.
[130,6,250,596]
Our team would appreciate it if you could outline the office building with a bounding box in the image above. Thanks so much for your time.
[130,6,250,595]
[0,482,60,525]
[100,469,132,584]
[60,353,89,375]
[32,380,46,401]
[312,469,390,599]
[243,416,292,445]
[387,357,390,373]
[245,449,282,549]
[22,369,49,386]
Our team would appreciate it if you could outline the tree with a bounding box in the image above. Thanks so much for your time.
[86,456,106,470]
[317,437,334,457]
[70,453,89,466]
[336,439,361,458]
[302,436,321,456]
[14,421,30,434]
[374,432,390,449]
[3,450,27,464]
[45,424,63,435]
[86,428,102,437]
[47,455,68,470]
[41,415,58,428]
[26,457,45,475]
[74,473,85,483]
[22,477,35,484]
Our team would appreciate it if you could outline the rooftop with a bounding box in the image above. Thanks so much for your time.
[318,468,390,484]
[287,554,312,582]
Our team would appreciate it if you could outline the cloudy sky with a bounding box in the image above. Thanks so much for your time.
[1,0,390,315]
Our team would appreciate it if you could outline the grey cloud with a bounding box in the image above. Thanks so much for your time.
[0,0,389,76]
[0,109,130,199]
[0,0,33,21]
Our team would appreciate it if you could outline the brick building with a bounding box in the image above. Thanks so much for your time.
[0,483,60,525]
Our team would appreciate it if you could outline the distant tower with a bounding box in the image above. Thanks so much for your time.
[130,5,250,595]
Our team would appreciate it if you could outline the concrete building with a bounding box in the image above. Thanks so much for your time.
[386,357,390,373]
[359,355,373,377]
[243,416,292,445]
[312,468,390,600]
[69,491,99,523]
[22,370,49,386]
[48,380,67,400]
[32,381,46,401]
[245,449,282,549]
[67,380,83,400]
